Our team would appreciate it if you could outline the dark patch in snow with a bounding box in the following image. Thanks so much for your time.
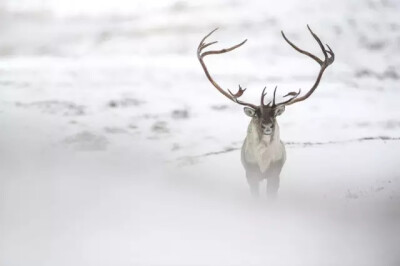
[202,147,238,157]
[16,100,85,116]
[104,127,128,134]
[151,121,169,134]
[63,131,108,151]
[286,136,400,147]
[344,121,400,130]
[346,190,359,199]
[356,122,371,128]
[169,1,189,12]
[383,120,400,129]
[128,124,138,129]
[355,67,400,80]
[176,156,199,167]
[108,98,144,108]
[141,114,159,119]
[187,136,400,160]
[211,104,229,111]
[171,109,189,119]
[177,147,238,162]
[362,40,386,51]
[171,143,180,151]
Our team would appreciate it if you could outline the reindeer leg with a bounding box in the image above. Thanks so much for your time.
[266,164,283,199]
[266,172,280,199]
[245,168,260,197]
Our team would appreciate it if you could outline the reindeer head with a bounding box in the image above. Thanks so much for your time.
[197,26,335,136]
[242,86,291,135]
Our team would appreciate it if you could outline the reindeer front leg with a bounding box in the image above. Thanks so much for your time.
[245,167,261,197]
[266,172,280,199]
[265,162,284,199]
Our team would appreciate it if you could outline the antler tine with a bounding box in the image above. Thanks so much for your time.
[198,28,219,51]
[281,29,322,65]
[197,28,257,109]
[325,44,335,64]
[201,41,218,50]
[198,28,248,58]
[228,85,245,100]
[228,85,246,98]
[278,89,302,105]
[306,25,327,60]
[260,86,268,106]
[280,25,335,106]
[201,39,248,58]
[268,86,278,107]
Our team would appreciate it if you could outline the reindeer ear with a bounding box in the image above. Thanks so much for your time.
[243,107,256,117]
[274,105,285,116]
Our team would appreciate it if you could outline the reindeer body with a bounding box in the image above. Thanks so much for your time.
[241,118,286,196]
[197,26,334,198]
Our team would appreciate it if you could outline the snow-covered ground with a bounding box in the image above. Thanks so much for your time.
[1,0,400,265]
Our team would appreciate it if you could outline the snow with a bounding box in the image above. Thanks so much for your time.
[0,0,400,265]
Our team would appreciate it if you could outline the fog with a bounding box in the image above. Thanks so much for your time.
[1,0,400,265]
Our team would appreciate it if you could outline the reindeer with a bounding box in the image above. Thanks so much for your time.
[197,26,335,197]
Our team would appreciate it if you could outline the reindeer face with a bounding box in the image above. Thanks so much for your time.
[243,105,285,135]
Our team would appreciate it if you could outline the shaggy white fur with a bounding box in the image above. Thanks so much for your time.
[242,119,286,173]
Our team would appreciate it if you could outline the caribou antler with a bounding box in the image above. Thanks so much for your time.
[198,26,334,109]
[197,28,258,109]
[279,25,335,106]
